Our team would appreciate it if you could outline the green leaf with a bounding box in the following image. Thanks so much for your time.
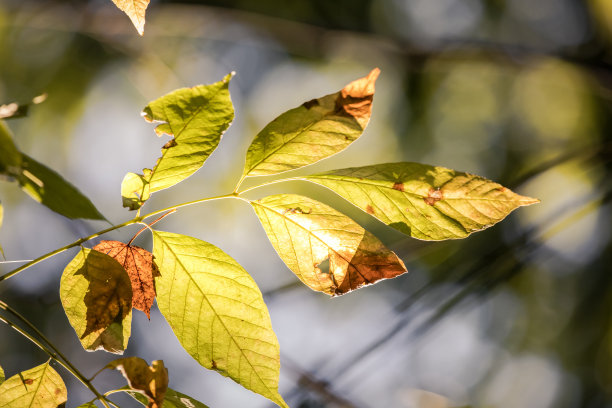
[0,361,67,408]
[128,387,210,408]
[122,74,235,210]
[251,194,407,296]
[242,68,380,177]
[0,121,104,220]
[110,0,150,35]
[59,248,133,354]
[75,403,97,408]
[17,154,105,220]
[303,162,540,240]
[152,231,287,408]
[0,120,22,174]
[0,201,5,260]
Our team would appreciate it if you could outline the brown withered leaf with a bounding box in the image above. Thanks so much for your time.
[107,357,168,408]
[111,0,150,35]
[251,194,407,296]
[93,240,160,318]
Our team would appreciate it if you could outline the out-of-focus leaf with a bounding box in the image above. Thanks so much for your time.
[75,403,97,408]
[110,0,150,35]
[251,194,407,295]
[0,201,4,259]
[152,231,287,408]
[17,154,105,220]
[93,240,160,318]
[242,68,380,177]
[128,387,210,408]
[0,94,47,120]
[0,122,104,220]
[0,361,67,408]
[0,121,22,175]
[122,74,234,210]
[303,162,540,240]
[60,248,133,354]
[106,357,168,408]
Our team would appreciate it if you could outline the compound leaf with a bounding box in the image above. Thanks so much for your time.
[242,68,380,177]
[251,194,407,296]
[152,231,287,408]
[128,387,210,408]
[122,74,234,210]
[0,361,67,408]
[60,248,133,354]
[303,162,539,240]
[106,357,168,408]
[93,240,160,318]
[110,0,150,35]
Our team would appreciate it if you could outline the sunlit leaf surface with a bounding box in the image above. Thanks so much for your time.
[93,240,160,318]
[304,162,539,240]
[111,0,150,35]
[0,362,67,408]
[251,194,407,295]
[60,248,133,353]
[122,74,234,210]
[107,357,168,408]
[242,68,380,177]
[0,363,5,384]
[152,231,287,408]
[129,387,210,408]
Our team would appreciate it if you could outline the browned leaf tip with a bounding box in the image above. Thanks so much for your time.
[107,357,168,408]
[93,240,160,318]
[336,68,380,123]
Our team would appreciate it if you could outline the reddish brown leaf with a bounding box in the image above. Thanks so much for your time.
[93,240,160,318]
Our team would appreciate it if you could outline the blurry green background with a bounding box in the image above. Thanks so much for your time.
[1,0,612,407]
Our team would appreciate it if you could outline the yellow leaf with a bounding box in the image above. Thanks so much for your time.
[111,0,150,35]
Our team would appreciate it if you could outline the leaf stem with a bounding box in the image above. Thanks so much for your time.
[128,210,176,246]
[0,218,141,283]
[233,174,247,193]
[236,177,297,195]
[0,304,112,408]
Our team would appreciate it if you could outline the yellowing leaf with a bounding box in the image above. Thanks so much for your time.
[303,162,539,240]
[106,357,168,408]
[128,387,210,408]
[122,74,235,210]
[251,194,407,296]
[152,231,288,408]
[60,248,133,354]
[0,363,5,384]
[242,68,380,177]
[0,362,67,408]
[93,240,160,318]
[111,0,150,35]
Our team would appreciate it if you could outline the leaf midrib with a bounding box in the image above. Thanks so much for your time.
[155,233,282,405]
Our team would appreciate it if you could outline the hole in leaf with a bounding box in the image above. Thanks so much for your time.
[317,258,330,275]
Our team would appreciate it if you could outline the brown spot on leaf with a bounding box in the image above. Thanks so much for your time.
[162,139,177,149]
[334,68,380,122]
[392,182,405,192]
[93,240,160,319]
[366,205,375,215]
[211,360,217,369]
[423,188,443,205]
[302,99,319,109]
[23,379,34,385]
[496,186,507,192]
